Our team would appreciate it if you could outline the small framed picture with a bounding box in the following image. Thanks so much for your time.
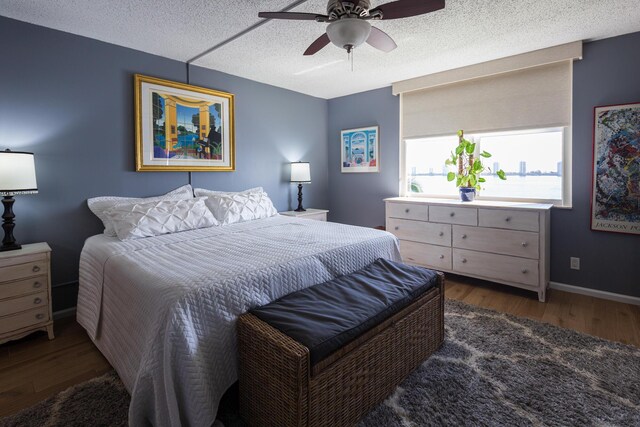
[134,74,235,172]
[341,126,379,173]
[591,102,640,235]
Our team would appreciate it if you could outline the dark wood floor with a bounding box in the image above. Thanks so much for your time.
[1,276,639,418]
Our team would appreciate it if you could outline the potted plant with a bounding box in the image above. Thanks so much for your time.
[445,130,506,201]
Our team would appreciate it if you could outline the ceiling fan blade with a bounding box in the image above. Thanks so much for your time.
[370,0,445,20]
[258,12,328,21]
[304,33,331,56]
[366,26,397,52]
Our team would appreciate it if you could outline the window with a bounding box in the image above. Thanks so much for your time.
[404,128,569,204]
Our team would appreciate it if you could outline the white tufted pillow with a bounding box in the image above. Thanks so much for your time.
[88,184,194,236]
[204,191,278,225]
[194,187,263,198]
[104,197,218,241]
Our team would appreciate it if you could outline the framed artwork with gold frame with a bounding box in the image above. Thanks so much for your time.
[135,74,235,172]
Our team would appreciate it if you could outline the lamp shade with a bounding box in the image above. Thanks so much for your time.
[0,150,38,195]
[290,162,311,183]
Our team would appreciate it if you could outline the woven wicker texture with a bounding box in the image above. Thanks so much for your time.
[238,273,445,427]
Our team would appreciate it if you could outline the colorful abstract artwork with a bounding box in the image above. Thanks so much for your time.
[135,74,235,171]
[591,103,640,235]
[341,126,379,173]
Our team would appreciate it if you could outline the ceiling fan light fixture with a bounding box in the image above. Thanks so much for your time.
[326,18,372,52]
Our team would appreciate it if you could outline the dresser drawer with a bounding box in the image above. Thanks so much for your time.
[0,276,48,300]
[399,240,452,271]
[453,249,539,287]
[452,226,539,259]
[0,307,49,335]
[429,206,477,225]
[386,202,428,221]
[0,291,48,317]
[1,261,48,283]
[388,218,451,246]
[478,209,539,232]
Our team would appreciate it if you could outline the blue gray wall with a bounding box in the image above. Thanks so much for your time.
[328,32,640,298]
[328,88,400,228]
[0,16,329,311]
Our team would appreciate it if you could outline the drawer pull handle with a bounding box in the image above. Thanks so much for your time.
[32,266,41,273]
[521,242,528,247]
[33,282,42,288]
[450,212,455,217]
[505,217,512,222]
[394,226,399,230]
[439,255,445,259]
[36,313,45,320]
[461,258,467,263]
[408,257,415,261]
[521,269,528,274]
[462,234,467,239]
[34,297,42,304]
[405,208,410,213]
[439,231,444,237]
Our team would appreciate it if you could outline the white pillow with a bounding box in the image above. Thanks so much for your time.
[88,184,194,236]
[104,197,218,241]
[204,191,278,225]
[194,187,263,198]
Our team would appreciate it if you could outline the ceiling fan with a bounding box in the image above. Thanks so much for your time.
[258,0,445,56]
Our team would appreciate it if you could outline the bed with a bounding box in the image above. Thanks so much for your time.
[76,215,401,427]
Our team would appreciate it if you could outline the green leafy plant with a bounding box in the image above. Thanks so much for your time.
[445,130,506,190]
[409,177,423,193]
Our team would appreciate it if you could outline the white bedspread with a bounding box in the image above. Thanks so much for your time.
[76,215,400,427]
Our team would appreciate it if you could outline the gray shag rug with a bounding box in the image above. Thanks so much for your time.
[2,300,639,427]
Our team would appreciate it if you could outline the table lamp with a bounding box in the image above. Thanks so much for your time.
[290,162,311,212]
[0,149,38,252]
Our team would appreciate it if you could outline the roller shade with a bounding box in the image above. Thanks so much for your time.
[401,60,572,139]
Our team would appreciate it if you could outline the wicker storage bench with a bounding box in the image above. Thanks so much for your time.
[237,259,445,427]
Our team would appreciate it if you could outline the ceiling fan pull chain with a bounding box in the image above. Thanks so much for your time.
[350,49,354,72]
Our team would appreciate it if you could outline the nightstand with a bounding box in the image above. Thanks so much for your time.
[0,243,53,345]
[280,209,329,222]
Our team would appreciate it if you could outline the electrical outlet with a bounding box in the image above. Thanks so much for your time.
[570,257,580,270]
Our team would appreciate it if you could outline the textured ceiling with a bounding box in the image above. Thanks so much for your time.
[1,0,640,99]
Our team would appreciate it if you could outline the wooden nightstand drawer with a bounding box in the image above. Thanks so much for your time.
[0,307,49,335]
[0,252,47,269]
[279,209,329,221]
[1,260,48,283]
[0,276,48,299]
[0,291,48,317]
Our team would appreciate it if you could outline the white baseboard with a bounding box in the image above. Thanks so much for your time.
[53,306,77,320]
[549,282,640,306]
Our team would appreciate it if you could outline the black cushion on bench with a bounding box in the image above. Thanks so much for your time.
[249,258,439,366]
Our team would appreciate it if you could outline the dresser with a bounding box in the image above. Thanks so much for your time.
[0,243,54,344]
[385,198,552,302]
[280,209,329,222]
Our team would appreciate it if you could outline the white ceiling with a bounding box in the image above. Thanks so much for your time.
[2,0,640,99]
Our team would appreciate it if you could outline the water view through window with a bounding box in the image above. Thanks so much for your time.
[406,130,564,201]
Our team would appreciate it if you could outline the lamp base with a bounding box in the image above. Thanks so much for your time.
[294,183,306,212]
[0,243,21,252]
[1,196,22,252]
